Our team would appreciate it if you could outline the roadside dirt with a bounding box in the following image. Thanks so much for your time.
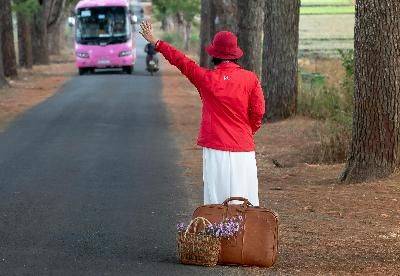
[0,55,75,130]
[161,60,400,275]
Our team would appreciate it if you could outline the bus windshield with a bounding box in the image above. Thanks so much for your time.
[76,6,130,45]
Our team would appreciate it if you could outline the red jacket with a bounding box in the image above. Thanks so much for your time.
[156,41,266,152]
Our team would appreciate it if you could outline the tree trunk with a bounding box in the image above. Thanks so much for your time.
[0,0,18,77]
[183,21,191,51]
[199,0,215,68]
[213,0,238,34]
[48,21,62,55]
[17,12,34,68]
[47,0,67,55]
[159,5,169,31]
[32,4,50,65]
[262,0,300,121]
[237,0,264,78]
[175,12,185,35]
[161,17,168,31]
[0,22,8,88]
[340,0,400,183]
[165,16,175,31]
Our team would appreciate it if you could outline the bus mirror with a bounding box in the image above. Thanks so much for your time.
[68,17,75,27]
[131,15,138,24]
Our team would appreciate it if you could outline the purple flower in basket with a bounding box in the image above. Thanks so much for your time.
[203,215,244,239]
[177,215,244,239]
[176,222,187,232]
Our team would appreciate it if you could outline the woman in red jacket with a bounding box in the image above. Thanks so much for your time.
[140,21,265,206]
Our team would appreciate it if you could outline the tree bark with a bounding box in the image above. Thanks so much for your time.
[47,0,67,28]
[161,17,168,31]
[47,0,67,55]
[237,0,264,78]
[175,12,185,35]
[262,0,300,121]
[340,0,400,183]
[213,0,238,34]
[0,22,8,88]
[17,12,34,68]
[48,21,62,55]
[183,21,191,51]
[158,5,169,31]
[199,0,215,68]
[0,0,18,77]
[166,16,175,31]
[32,3,50,65]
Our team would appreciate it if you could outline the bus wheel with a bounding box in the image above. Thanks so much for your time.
[78,68,86,75]
[123,66,133,74]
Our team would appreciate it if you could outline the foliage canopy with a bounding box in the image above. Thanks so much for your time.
[153,0,200,23]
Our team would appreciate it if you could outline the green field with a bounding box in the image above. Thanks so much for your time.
[301,0,353,5]
[299,14,354,57]
[301,6,354,15]
[300,0,354,15]
[298,0,355,56]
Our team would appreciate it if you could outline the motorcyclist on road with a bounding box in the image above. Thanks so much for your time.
[145,42,158,68]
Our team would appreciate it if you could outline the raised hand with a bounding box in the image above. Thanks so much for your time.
[139,20,158,45]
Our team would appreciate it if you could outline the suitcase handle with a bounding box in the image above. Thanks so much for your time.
[223,197,253,207]
[184,217,212,238]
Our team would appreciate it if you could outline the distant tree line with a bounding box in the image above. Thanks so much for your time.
[152,0,200,51]
[0,0,76,87]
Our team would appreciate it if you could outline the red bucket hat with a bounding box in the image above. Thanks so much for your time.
[206,31,243,59]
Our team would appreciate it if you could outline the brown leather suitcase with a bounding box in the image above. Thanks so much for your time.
[192,197,278,267]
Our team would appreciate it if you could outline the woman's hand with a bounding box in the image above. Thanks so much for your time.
[140,20,158,45]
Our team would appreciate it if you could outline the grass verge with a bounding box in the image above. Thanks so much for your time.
[301,0,353,5]
[301,6,355,15]
[298,50,354,163]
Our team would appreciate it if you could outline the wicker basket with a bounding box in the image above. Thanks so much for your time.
[177,217,221,267]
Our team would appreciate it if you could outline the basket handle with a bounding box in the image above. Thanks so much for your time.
[184,217,212,238]
[223,197,253,207]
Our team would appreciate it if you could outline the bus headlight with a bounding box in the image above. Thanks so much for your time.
[76,52,89,58]
[119,50,132,57]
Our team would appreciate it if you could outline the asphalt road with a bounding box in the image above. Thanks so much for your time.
[0,32,260,275]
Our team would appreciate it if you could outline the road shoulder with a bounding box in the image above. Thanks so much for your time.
[0,58,75,131]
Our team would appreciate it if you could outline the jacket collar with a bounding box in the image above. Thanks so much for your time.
[215,61,241,70]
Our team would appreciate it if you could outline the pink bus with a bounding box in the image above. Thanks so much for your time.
[74,0,136,75]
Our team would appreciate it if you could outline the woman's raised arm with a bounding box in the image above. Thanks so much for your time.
[140,21,207,87]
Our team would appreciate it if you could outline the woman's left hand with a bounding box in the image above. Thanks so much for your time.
[140,20,158,45]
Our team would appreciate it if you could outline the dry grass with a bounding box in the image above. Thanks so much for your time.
[298,56,353,164]
[299,57,345,87]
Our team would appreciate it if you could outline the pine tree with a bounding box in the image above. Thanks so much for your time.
[262,0,300,120]
[340,0,400,183]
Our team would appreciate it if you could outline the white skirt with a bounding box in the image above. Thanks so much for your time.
[203,147,259,206]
